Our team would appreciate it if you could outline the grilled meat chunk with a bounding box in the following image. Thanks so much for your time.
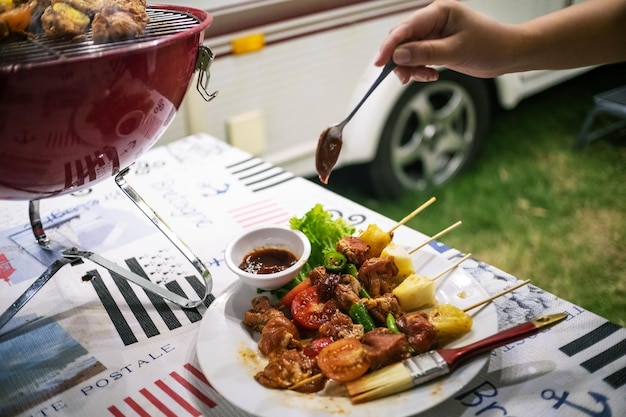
[318,310,364,341]
[243,295,284,333]
[40,1,89,39]
[333,273,362,312]
[0,0,16,14]
[308,266,362,313]
[18,0,147,42]
[396,311,437,354]
[255,349,324,392]
[358,256,399,297]
[308,265,330,287]
[258,315,301,356]
[61,0,103,16]
[362,293,403,326]
[361,328,411,370]
[336,236,370,266]
[312,268,341,302]
[92,0,147,43]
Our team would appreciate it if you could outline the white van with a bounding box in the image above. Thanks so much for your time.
[163,0,593,198]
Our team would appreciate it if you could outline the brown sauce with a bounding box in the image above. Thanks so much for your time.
[239,247,298,274]
[315,126,342,184]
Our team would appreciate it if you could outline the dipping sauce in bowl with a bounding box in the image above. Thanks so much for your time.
[225,225,311,290]
[239,248,298,274]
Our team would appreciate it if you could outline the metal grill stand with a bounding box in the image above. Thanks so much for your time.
[0,169,214,330]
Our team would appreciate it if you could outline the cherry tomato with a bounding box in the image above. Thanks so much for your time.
[316,338,371,382]
[291,286,335,330]
[303,337,333,358]
[281,277,312,307]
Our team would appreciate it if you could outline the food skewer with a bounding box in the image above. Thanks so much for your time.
[360,198,440,259]
[345,312,567,403]
[462,279,531,312]
[392,253,471,311]
[387,197,437,234]
[361,197,437,258]
[408,220,462,254]
[430,253,472,281]
[289,278,531,393]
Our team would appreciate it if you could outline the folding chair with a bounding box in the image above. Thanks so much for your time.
[575,85,626,149]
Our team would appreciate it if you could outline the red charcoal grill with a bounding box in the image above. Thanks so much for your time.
[0,5,219,329]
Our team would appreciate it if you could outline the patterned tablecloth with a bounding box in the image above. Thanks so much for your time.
[0,134,623,417]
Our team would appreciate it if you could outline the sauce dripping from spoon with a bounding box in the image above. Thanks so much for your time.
[315,125,343,184]
[313,60,396,184]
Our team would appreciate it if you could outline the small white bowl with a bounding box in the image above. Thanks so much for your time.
[224,225,311,290]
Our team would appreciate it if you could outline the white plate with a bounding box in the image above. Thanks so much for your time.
[197,249,497,417]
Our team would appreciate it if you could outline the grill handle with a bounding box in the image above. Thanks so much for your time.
[196,45,219,102]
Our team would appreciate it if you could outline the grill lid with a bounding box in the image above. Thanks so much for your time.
[0,8,203,66]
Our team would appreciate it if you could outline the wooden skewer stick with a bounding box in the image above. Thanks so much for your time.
[288,373,324,390]
[387,197,437,234]
[408,220,462,254]
[430,253,472,281]
[463,279,531,313]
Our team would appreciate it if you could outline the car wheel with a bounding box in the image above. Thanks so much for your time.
[369,70,491,198]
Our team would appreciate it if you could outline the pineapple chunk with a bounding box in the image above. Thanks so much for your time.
[381,242,415,281]
[428,304,473,347]
[392,274,436,311]
[359,224,391,258]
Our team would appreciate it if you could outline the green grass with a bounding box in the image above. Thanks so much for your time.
[322,63,626,326]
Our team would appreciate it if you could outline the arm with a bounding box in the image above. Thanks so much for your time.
[375,0,626,83]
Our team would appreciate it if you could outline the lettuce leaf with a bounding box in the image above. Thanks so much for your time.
[290,203,355,268]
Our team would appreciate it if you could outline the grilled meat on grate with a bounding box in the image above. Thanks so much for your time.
[0,0,148,43]
[0,8,202,65]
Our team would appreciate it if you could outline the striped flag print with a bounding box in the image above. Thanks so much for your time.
[225,156,295,192]
[88,258,213,346]
[106,363,228,417]
[559,321,626,389]
[228,198,292,228]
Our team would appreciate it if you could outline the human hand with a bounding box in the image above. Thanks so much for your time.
[374,0,516,83]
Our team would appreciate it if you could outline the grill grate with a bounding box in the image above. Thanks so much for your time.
[0,8,202,66]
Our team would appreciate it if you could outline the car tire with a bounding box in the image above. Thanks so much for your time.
[369,70,491,198]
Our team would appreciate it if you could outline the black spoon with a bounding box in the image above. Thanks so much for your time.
[315,60,397,184]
